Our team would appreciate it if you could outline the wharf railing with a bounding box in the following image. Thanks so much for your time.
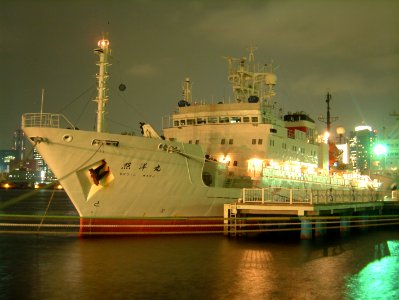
[22,113,76,129]
[241,187,382,205]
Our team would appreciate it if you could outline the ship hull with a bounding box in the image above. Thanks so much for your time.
[23,126,240,233]
[79,217,223,235]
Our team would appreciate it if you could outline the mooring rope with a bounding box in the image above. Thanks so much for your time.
[36,189,56,232]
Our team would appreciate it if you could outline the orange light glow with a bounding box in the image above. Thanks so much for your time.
[248,158,264,178]
[219,155,231,165]
[98,39,110,48]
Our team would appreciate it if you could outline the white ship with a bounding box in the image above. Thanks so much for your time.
[22,38,382,234]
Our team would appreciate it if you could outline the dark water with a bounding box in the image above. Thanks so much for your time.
[1,190,399,300]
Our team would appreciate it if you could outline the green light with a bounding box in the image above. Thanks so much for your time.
[373,144,387,155]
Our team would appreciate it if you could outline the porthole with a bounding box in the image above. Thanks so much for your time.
[62,134,73,142]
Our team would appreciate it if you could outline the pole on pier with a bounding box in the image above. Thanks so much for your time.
[300,218,313,239]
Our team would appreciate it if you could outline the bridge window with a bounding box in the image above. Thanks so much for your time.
[208,117,218,123]
[221,139,226,145]
[229,139,233,145]
[251,117,258,123]
[197,118,206,124]
[230,117,241,123]
[252,139,256,145]
[219,116,229,123]
[243,117,250,122]
[187,119,195,125]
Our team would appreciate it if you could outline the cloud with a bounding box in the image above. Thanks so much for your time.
[193,0,399,59]
[127,63,160,76]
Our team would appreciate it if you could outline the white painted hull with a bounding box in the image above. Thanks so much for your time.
[24,127,240,221]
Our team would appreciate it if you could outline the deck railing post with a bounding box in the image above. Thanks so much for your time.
[290,189,293,205]
[242,188,246,203]
[262,188,264,204]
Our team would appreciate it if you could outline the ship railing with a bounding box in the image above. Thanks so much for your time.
[263,168,354,187]
[241,188,382,205]
[22,113,76,130]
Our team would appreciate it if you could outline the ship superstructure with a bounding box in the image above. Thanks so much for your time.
[163,48,326,189]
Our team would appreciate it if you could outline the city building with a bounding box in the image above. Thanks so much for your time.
[1,129,56,186]
[13,128,27,160]
[349,125,377,174]
[0,150,17,173]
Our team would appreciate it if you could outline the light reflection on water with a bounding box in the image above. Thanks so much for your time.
[345,241,399,300]
[1,231,399,300]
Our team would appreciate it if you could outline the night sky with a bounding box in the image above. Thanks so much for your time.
[1,0,398,149]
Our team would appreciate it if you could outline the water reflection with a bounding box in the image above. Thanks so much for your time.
[345,240,399,300]
[1,231,399,299]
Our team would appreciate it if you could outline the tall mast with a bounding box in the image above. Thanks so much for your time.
[318,92,338,143]
[94,38,110,133]
[326,92,332,135]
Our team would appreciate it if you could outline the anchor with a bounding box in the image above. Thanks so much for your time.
[89,160,110,185]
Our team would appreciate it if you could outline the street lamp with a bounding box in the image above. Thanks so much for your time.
[373,144,387,170]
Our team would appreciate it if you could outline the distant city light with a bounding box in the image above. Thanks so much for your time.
[355,125,372,132]
[373,144,387,156]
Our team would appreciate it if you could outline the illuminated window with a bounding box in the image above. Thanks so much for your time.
[231,117,241,123]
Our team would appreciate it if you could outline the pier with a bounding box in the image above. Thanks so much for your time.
[224,187,399,239]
